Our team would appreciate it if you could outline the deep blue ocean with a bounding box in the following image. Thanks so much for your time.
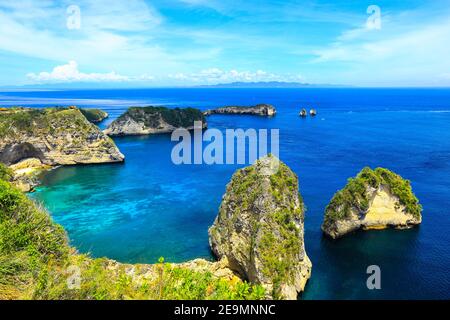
[1,88,450,299]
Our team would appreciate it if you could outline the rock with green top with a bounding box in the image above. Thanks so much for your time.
[80,108,108,123]
[203,104,276,117]
[104,106,206,136]
[0,107,124,166]
[322,167,422,239]
[208,155,312,300]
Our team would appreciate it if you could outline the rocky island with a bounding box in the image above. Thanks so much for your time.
[0,107,124,191]
[80,108,109,123]
[104,106,206,136]
[203,104,276,117]
[322,167,422,239]
[209,155,312,300]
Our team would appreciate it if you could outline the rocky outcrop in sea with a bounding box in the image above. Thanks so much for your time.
[104,106,206,136]
[321,167,422,239]
[208,155,312,300]
[80,108,109,123]
[203,104,276,117]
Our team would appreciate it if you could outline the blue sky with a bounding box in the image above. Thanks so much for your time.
[0,0,449,87]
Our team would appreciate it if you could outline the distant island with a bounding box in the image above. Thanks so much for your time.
[203,104,276,117]
[0,81,349,90]
[198,81,348,88]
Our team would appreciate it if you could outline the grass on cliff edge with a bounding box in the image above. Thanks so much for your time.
[0,163,264,300]
[0,107,96,138]
[323,167,422,227]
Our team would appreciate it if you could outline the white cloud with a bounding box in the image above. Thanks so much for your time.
[310,11,450,86]
[0,0,182,77]
[27,61,130,82]
[168,68,304,84]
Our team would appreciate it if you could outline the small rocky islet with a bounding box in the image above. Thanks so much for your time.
[79,108,109,123]
[104,106,206,136]
[0,104,423,300]
[322,167,422,239]
[203,104,276,117]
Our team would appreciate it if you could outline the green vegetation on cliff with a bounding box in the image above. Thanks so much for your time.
[210,155,310,299]
[0,163,12,181]
[0,107,123,166]
[323,167,422,228]
[0,168,68,299]
[122,106,205,128]
[0,107,93,138]
[79,108,108,123]
[0,171,263,300]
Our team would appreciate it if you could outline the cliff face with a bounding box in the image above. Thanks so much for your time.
[0,107,124,166]
[322,167,422,239]
[104,106,206,136]
[209,155,311,300]
[203,104,276,116]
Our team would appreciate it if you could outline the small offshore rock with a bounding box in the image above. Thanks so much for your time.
[321,167,422,239]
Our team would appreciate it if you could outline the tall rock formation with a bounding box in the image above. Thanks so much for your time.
[209,155,311,300]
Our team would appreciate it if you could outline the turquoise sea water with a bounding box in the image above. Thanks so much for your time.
[2,88,450,299]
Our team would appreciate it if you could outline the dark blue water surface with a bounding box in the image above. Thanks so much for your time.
[2,88,450,299]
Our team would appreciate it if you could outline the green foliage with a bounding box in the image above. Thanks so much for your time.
[0,163,12,181]
[121,106,205,128]
[80,109,108,123]
[323,167,422,227]
[0,108,42,137]
[0,107,97,139]
[0,177,69,299]
[33,255,265,300]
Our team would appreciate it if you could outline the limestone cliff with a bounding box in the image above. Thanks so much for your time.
[9,158,51,192]
[104,106,206,136]
[0,107,124,166]
[322,167,422,239]
[203,104,276,117]
[209,155,312,300]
